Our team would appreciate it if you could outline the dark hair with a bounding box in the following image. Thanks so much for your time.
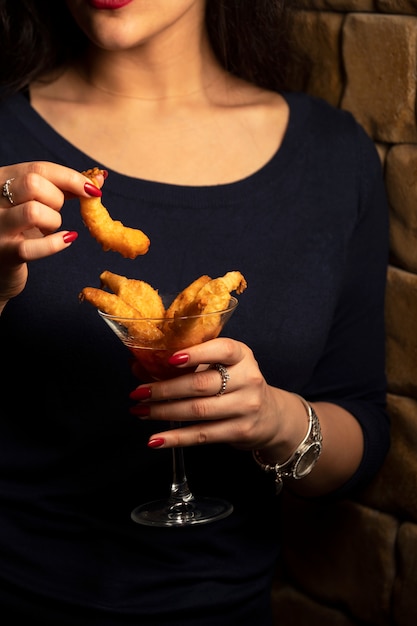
[0,0,294,98]
[206,0,294,91]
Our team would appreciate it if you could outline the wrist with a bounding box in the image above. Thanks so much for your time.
[253,394,323,494]
[256,390,311,464]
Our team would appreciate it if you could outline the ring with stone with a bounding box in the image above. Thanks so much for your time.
[2,178,15,205]
[209,363,230,396]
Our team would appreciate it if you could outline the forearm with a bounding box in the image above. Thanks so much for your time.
[293,400,363,496]
[255,391,364,497]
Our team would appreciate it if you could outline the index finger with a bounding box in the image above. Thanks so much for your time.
[168,337,244,370]
[3,161,104,202]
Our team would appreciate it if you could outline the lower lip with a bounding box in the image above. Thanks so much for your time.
[88,0,133,10]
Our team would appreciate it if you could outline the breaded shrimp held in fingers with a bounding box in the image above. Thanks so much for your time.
[79,168,150,259]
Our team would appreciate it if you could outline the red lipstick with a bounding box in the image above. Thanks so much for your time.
[89,0,133,10]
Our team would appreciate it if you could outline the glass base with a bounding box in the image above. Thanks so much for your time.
[131,497,233,527]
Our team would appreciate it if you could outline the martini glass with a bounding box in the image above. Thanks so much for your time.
[98,295,238,527]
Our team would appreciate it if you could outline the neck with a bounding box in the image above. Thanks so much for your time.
[75,38,222,102]
[75,67,221,102]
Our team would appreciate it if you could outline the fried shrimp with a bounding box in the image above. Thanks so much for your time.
[165,275,212,318]
[196,271,247,314]
[80,271,246,349]
[165,271,247,346]
[80,167,150,259]
[99,271,165,319]
[79,287,164,344]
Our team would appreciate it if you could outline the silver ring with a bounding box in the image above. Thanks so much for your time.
[210,363,230,396]
[2,178,15,205]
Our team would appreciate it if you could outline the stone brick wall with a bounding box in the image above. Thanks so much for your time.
[271,2,417,625]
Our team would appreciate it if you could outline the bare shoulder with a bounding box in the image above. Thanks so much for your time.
[212,73,289,139]
[214,73,288,115]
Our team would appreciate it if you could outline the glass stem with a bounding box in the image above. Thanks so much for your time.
[169,421,194,504]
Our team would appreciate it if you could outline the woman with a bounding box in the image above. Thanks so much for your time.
[0,1,390,624]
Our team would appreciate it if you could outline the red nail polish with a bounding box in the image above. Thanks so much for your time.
[168,353,189,366]
[101,169,109,179]
[63,231,78,244]
[84,182,102,197]
[130,405,150,417]
[148,438,165,448]
[129,386,152,400]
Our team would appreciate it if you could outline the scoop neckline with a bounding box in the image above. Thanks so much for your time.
[10,90,309,205]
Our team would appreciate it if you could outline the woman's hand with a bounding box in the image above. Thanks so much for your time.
[129,336,366,496]
[129,337,304,456]
[0,161,102,310]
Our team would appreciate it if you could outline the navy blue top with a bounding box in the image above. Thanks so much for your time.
[0,91,390,625]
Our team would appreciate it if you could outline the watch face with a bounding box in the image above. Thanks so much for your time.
[294,443,321,478]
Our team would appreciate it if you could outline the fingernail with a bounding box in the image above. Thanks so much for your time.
[101,169,109,179]
[168,353,189,366]
[130,405,151,417]
[148,438,165,448]
[63,231,78,244]
[84,182,102,197]
[129,386,152,401]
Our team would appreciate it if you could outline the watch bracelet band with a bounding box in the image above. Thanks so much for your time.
[252,394,323,495]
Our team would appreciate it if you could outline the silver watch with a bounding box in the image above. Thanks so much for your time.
[252,395,322,494]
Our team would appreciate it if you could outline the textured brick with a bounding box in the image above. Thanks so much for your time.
[279,497,396,625]
[392,523,417,626]
[385,144,417,273]
[375,141,389,164]
[377,0,417,13]
[272,585,357,625]
[295,0,373,10]
[385,266,417,398]
[359,394,417,521]
[342,14,417,142]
